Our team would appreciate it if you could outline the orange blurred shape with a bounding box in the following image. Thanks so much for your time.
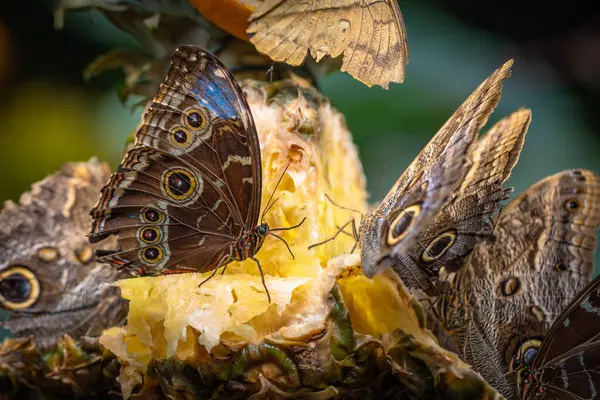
[189,0,255,41]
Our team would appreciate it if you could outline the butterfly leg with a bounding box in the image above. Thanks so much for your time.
[324,194,363,216]
[307,218,358,252]
[198,256,230,288]
[350,220,360,254]
[250,256,271,303]
[270,217,307,259]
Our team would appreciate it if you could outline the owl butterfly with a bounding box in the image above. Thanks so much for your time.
[247,0,408,89]
[427,169,600,398]
[89,45,301,302]
[0,159,128,350]
[356,60,523,293]
[518,274,600,399]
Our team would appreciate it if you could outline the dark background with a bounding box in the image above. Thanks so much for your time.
[0,1,599,271]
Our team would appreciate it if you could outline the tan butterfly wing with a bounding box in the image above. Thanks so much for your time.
[0,159,128,349]
[247,0,408,88]
[436,169,600,398]
[401,109,530,287]
[359,60,513,284]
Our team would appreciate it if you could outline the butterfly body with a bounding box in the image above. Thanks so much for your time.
[229,223,269,262]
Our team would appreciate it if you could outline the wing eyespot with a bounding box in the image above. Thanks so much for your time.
[497,276,521,297]
[141,208,165,224]
[387,204,421,246]
[140,246,165,264]
[163,168,198,201]
[75,246,94,264]
[184,108,207,131]
[530,305,546,323]
[37,247,59,262]
[169,126,192,149]
[555,262,568,272]
[139,227,162,245]
[564,198,581,211]
[421,230,457,263]
[0,266,40,310]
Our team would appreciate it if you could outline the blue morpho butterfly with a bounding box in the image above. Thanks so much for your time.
[89,45,304,301]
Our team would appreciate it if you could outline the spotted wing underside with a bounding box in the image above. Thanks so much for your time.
[90,46,262,275]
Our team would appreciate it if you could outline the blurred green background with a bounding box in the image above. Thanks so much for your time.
[0,1,599,271]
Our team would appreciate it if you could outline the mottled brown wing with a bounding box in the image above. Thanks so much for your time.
[523,275,600,399]
[402,109,530,283]
[441,169,600,399]
[247,0,408,88]
[359,60,513,281]
[0,160,127,350]
[90,46,262,275]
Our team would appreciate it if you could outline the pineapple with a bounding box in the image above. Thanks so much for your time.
[99,79,502,399]
[0,335,121,399]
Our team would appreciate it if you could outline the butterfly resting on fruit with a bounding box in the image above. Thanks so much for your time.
[89,46,304,301]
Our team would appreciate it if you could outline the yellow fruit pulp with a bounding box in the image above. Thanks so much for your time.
[100,82,432,397]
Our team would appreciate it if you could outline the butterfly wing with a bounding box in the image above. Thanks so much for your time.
[0,160,128,350]
[90,46,262,275]
[359,60,513,279]
[247,0,408,88]
[441,169,600,398]
[403,108,530,280]
[523,275,600,399]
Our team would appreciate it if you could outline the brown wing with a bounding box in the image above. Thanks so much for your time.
[441,169,600,399]
[247,0,408,88]
[90,46,262,275]
[359,60,513,281]
[0,160,127,350]
[525,275,600,399]
[406,109,530,277]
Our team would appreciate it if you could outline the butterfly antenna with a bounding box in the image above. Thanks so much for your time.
[261,162,291,224]
[261,198,280,222]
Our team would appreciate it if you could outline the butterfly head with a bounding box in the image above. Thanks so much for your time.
[508,337,542,394]
[360,203,423,278]
[248,223,270,254]
[255,223,269,240]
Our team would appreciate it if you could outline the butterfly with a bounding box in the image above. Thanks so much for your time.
[247,0,409,88]
[0,159,128,350]
[516,273,600,399]
[352,60,517,292]
[392,108,530,293]
[89,45,302,301]
[426,169,600,398]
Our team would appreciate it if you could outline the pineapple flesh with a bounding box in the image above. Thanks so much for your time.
[100,79,502,399]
